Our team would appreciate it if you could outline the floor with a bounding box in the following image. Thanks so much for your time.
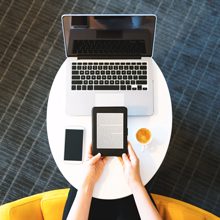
[0,0,220,216]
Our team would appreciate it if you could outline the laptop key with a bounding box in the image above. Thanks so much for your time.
[139,75,147,79]
[82,85,86,90]
[72,66,77,70]
[72,71,79,74]
[118,75,122,79]
[72,80,82,84]
[136,80,147,84]
[89,80,93,84]
[88,85,93,90]
[140,66,147,70]
[72,75,80,79]
[110,80,114,84]
[77,85,81,90]
[138,85,142,90]
[72,85,76,90]
[94,85,119,90]
[127,85,131,90]
[121,85,126,90]
[105,80,109,84]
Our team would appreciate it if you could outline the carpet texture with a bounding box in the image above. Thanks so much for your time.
[0,0,220,216]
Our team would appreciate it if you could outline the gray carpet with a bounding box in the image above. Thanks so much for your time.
[0,0,220,217]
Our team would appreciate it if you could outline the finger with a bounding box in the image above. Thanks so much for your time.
[85,144,93,160]
[89,153,101,165]
[88,144,92,155]
[118,157,124,166]
[127,142,138,161]
[122,153,130,166]
[103,157,108,165]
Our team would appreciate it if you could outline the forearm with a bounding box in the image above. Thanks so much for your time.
[131,182,162,220]
[67,181,94,220]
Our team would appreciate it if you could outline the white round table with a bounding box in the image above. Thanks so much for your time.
[47,59,172,200]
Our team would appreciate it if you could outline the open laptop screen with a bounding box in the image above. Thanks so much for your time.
[62,15,156,58]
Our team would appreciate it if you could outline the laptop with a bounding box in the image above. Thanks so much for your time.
[61,14,156,116]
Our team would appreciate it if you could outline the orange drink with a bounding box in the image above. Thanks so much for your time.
[136,128,152,151]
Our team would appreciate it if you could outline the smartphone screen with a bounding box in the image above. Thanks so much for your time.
[64,129,83,161]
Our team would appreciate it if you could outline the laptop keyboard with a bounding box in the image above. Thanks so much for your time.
[71,62,147,90]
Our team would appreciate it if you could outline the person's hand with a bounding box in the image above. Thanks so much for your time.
[120,142,143,188]
[82,144,107,187]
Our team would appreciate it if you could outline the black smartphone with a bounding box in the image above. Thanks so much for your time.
[64,127,84,162]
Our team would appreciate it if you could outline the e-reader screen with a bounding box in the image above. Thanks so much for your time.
[64,129,83,161]
[97,113,123,149]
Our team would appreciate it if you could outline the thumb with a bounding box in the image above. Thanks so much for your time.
[122,153,130,166]
[89,153,101,165]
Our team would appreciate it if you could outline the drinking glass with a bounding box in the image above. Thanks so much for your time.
[136,128,152,152]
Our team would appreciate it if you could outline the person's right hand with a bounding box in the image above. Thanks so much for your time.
[120,142,143,188]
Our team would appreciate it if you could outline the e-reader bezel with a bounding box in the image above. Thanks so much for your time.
[92,107,128,156]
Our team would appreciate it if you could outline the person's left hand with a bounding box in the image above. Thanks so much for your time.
[82,144,107,187]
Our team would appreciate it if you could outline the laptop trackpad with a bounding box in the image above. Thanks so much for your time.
[95,93,125,106]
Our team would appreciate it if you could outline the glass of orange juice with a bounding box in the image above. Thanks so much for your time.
[136,128,152,151]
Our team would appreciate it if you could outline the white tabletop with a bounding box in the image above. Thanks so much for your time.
[46,59,172,200]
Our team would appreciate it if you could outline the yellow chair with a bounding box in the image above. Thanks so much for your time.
[0,188,219,220]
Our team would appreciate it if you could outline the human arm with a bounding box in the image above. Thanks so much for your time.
[67,145,107,220]
[121,143,162,220]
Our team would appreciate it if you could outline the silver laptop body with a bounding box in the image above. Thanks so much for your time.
[62,14,156,116]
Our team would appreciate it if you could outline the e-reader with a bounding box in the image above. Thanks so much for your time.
[92,107,128,156]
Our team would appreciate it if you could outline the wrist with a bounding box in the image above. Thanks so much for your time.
[129,179,144,191]
[81,177,95,195]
